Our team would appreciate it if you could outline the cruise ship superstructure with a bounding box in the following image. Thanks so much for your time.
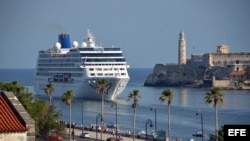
[34,30,130,100]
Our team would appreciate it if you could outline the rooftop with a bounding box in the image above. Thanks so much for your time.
[0,91,28,132]
[230,71,246,76]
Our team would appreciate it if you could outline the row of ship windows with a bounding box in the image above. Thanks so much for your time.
[38,58,126,63]
[36,72,83,77]
[36,67,127,73]
[39,53,123,58]
[37,68,84,72]
[37,63,127,67]
[80,53,123,57]
[69,47,122,51]
[78,47,121,51]
[84,64,127,66]
[85,58,126,62]
[88,68,126,71]
[38,63,74,67]
[39,59,80,63]
[90,73,127,77]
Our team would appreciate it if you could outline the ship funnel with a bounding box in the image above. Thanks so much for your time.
[58,33,71,48]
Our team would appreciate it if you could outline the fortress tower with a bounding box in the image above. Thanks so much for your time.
[178,31,186,65]
[216,44,229,53]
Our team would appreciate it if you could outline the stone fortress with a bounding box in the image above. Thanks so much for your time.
[144,31,250,89]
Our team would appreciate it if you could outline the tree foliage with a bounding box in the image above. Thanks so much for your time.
[128,89,141,109]
[0,81,64,137]
[44,82,55,105]
[208,126,224,141]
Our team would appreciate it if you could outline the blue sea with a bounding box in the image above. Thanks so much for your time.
[1,68,250,141]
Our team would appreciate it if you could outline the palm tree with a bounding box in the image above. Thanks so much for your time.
[96,79,109,140]
[62,90,74,141]
[159,88,174,141]
[204,87,224,141]
[127,89,141,141]
[44,83,55,105]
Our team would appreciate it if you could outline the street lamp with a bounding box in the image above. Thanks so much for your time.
[145,119,153,140]
[96,113,103,141]
[72,122,75,141]
[81,100,84,133]
[111,102,118,139]
[150,104,157,132]
[196,110,204,141]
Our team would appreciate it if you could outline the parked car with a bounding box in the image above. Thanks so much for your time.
[44,132,63,141]
[79,132,90,138]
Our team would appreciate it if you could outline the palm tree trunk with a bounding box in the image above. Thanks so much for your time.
[101,94,104,141]
[49,95,52,106]
[133,108,136,141]
[168,104,171,141]
[69,103,72,141]
[215,105,218,141]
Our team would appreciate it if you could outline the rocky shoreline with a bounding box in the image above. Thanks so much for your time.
[144,64,250,89]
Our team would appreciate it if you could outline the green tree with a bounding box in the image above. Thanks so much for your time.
[44,83,55,105]
[205,87,224,141]
[159,88,174,141]
[0,81,25,94]
[127,89,141,141]
[96,79,109,140]
[62,90,74,141]
[0,81,64,137]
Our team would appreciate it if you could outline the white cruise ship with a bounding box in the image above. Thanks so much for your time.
[34,30,130,100]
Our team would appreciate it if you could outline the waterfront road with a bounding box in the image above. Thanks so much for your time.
[39,128,147,141]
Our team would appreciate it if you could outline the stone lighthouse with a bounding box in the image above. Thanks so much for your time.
[178,31,186,65]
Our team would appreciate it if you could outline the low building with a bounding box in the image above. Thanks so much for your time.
[0,91,35,141]
[230,71,247,88]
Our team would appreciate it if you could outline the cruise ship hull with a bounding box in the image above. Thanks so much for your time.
[34,77,130,101]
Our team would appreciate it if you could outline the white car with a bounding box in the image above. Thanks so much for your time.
[79,132,90,138]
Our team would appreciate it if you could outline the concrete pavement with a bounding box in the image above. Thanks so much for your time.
[65,128,146,141]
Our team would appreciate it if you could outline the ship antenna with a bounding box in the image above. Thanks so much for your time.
[85,29,95,47]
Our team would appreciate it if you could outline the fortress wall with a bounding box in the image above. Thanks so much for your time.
[212,53,250,64]
[203,53,250,67]
[212,79,231,88]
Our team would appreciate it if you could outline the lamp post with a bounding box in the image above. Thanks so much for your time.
[96,113,103,141]
[72,123,75,141]
[150,104,157,132]
[111,102,118,139]
[145,119,153,140]
[81,100,84,133]
[196,110,204,141]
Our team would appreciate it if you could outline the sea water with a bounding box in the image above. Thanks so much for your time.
[0,68,250,141]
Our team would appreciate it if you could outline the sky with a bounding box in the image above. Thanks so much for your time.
[0,0,249,68]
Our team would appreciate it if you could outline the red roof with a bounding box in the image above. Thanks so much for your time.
[0,92,28,132]
[230,71,246,76]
